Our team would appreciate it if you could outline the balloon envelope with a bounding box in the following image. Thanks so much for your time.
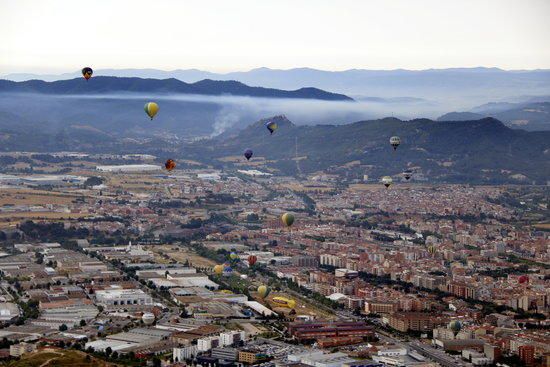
[257,285,271,299]
[144,102,159,120]
[229,252,239,260]
[165,159,176,171]
[213,265,224,275]
[81,67,93,80]
[265,121,278,134]
[518,275,529,284]
[449,320,462,332]
[281,213,295,227]
[248,255,257,266]
[244,149,253,160]
[390,136,401,150]
[381,176,393,188]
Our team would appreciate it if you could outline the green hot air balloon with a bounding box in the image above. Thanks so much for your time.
[144,102,159,120]
[257,285,271,299]
[281,213,295,228]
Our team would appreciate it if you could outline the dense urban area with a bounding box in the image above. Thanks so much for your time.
[0,151,548,367]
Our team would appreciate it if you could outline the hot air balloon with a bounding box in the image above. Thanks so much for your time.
[240,274,248,280]
[248,255,257,266]
[244,149,253,161]
[257,285,271,299]
[142,312,155,325]
[213,264,224,275]
[223,265,232,273]
[281,213,295,228]
[381,176,393,188]
[390,136,401,150]
[81,67,93,80]
[403,169,413,181]
[144,102,159,120]
[165,159,176,171]
[518,275,529,284]
[272,296,296,308]
[265,121,278,135]
[427,245,437,254]
[448,320,462,333]
[229,252,239,261]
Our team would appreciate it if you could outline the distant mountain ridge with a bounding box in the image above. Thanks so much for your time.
[438,102,550,131]
[184,115,550,184]
[4,67,550,102]
[0,76,353,101]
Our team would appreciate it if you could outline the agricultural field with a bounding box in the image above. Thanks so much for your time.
[150,245,218,268]
[2,349,112,367]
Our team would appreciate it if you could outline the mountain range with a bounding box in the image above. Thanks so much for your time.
[0,77,352,101]
[4,67,550,104]
[183,115,550,184]
[438,102,550,131]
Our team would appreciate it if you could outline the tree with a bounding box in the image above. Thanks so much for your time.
[59,324,68,331]
[80,319,86,327]
[105,347,112,357]
[84,176,104,187]
[153,357,161,367]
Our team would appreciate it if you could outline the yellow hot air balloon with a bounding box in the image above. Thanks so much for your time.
[144,102,159,120]
[272,296,296,308]
[427,245,437,254]
[281,213,295,228]
[257,285,271,299]
[213,264,224,275]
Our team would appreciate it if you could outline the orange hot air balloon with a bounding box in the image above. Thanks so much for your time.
[165,159,176,171]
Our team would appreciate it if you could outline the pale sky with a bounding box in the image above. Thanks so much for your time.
[1,0,549,74]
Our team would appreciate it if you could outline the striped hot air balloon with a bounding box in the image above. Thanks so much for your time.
[257,285,271,299]
[281,213,295,228]
[248,255,257,266]
[265,121,278,135]
[390,136,401,150]
[144,102,159,120]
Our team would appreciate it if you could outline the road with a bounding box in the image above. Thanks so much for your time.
[409,341,473,367]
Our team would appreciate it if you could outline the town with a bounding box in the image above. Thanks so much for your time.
[0,152,548,367]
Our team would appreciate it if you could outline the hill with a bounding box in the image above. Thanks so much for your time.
[185,115,550,184]
[437,112,485,121]
[0,77,353,101]
[438,102,550,131]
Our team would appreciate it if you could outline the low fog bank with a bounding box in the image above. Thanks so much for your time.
[0,92,480,138]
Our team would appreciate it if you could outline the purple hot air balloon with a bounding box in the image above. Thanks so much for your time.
[244,149,253,161]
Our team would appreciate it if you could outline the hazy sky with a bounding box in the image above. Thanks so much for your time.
[1,0,549,74]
